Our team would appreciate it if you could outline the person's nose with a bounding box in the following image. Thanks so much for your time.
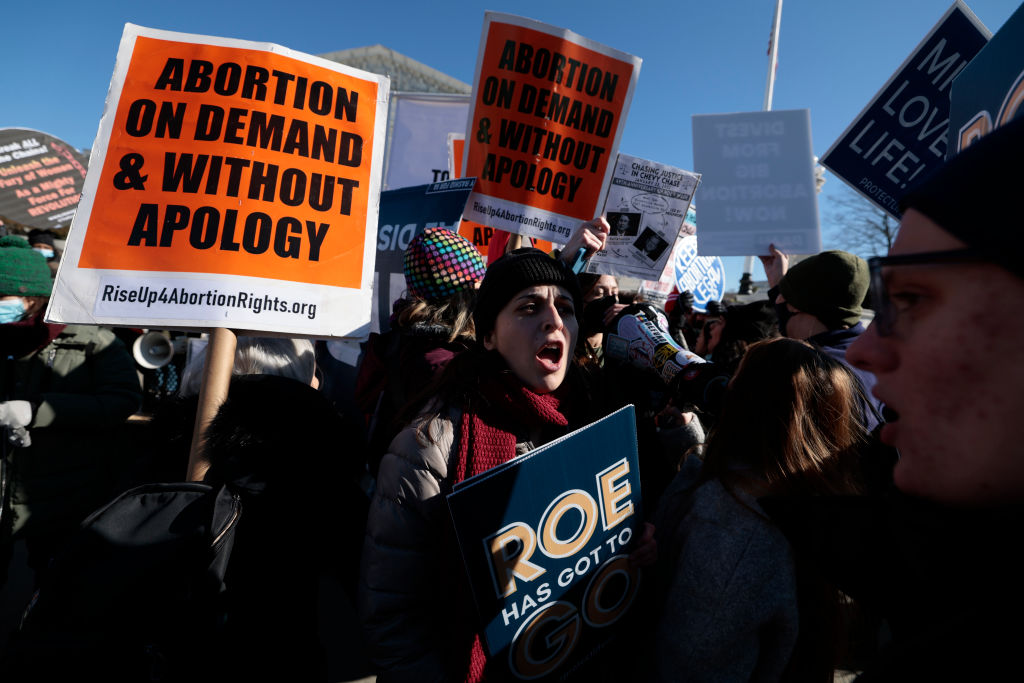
[540,301,566,332]
[846,322,897,375]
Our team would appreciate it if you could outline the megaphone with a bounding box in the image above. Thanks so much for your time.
[604,304,706,384]
[133,331,174,369]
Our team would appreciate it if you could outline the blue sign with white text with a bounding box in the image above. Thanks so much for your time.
[675,208,726,313]
[447,405,642,680]
[949,1,1024,156]
[821,2,989,217]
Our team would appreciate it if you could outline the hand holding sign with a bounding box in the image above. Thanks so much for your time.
[758,243,789,288]
[557,215,609,267]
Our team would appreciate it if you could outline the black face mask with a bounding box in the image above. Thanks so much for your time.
[582,295,618,336]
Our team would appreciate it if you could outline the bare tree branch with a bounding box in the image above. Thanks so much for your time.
[822,185,899,258]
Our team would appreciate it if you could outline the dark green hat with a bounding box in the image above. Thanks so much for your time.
[778,250,868,330]
[0,235,54,297]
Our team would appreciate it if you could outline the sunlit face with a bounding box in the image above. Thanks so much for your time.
[585,275,619,303]
[484,285,578,394]
[847,209,1024,505]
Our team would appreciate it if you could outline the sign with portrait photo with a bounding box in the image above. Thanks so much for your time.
[586,153,700,280]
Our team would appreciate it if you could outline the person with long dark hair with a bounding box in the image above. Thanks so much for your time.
[353,228,486,477]
[647,338,868,682]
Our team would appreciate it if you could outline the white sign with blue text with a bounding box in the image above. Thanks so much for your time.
[692,109,820,256]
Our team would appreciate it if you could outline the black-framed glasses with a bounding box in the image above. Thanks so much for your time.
[868,248,989,337]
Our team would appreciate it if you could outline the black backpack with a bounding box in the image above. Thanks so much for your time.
[0,481,242,682]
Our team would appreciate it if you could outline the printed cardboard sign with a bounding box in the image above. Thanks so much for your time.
[447,406,643,680]
[636,208,698,310]
[821,1,989,217]
[449,133,552,256]
[46,24,389,339]
[461,12,641,243]
[692,109,820,256]
[0,128,89,232]
[635,206,725,313]
[586,153,700,280]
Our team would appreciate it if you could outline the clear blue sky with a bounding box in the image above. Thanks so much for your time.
[3,0,1019,290]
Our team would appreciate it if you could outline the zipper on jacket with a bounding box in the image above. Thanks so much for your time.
[211,494,242,548]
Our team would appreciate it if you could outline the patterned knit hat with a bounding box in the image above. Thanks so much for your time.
[403,228,486,303]
[0,235,54,297]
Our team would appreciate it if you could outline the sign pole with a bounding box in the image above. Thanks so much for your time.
[739,0,784,295]
[186,327,237,481]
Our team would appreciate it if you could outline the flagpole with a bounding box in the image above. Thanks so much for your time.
[740,0,784,295]
[763,0,783,111]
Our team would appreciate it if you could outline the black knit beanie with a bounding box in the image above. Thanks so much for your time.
[899,115,1024,279]
[473,247,583,341]
[778,250,869,330]
[27,229,56,250]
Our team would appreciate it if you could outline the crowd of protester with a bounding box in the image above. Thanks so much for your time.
[0,116,1021,681]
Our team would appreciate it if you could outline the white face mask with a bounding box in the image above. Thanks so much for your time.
[0,298,28,324]
[33,247,54,259]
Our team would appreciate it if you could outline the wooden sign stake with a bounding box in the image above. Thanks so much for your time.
[186,327,237,481]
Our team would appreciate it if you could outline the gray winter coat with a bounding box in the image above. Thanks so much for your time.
[358,409,460,683]
[648,455,799,682]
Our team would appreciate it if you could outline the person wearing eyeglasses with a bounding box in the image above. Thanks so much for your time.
[763,117,1024,682]
[846,119,1024,507]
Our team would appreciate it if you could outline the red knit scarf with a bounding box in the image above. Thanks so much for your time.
[451,371,569,682]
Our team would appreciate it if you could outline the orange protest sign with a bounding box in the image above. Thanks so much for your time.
[449,134,551,257]
[78,35,377,289]
[48,25,389,340]
[461,13,641,244]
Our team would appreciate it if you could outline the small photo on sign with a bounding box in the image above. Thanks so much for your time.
[634,228,669,262]
[607,211,640,237]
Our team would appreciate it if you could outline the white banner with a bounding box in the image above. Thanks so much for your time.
[692,109,820,256]
[384,92,470,190]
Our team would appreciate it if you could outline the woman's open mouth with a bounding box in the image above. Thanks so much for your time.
[879,405,900,446]
[536,341,564,372]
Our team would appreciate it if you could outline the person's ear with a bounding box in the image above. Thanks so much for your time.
[483,331,497,351]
